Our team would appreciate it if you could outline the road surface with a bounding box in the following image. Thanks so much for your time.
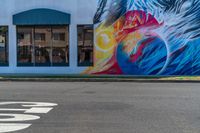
[0,82,199,133]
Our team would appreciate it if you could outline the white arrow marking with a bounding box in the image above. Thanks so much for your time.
[0,101,58,133]
[0,123,31,133]
[0,109,25,111]
[0,114,40,122]
[25,107,53,113]
[0,107,53,114]
[0,102,58,107]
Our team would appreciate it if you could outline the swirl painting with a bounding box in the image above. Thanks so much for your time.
[87,0,200,75]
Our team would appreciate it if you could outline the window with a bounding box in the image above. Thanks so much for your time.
[53,33,65,41]
[17,27,34,66]
[17,25,69,66]
[34,27,51,66]
[52,26,69,66]
[35,33,45,41]
[0,26,8,66]
[77,25,94,66]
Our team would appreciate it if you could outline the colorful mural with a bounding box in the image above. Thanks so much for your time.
[87,0,200,75]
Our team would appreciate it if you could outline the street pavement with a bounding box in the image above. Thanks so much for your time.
[0,82,200,133]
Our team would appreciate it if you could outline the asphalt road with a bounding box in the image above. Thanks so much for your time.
[0,82,200,133]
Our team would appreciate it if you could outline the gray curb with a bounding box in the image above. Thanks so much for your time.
[0,78,199,83]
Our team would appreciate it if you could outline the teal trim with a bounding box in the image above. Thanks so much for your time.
[13,8,71,25]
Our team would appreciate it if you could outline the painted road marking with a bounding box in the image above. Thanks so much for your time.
[0,123,31,133]
[0,114,40,122]
[0,107,53,114]
[0,102,58,133]
[0,102,58,107]
[24,107,53,113]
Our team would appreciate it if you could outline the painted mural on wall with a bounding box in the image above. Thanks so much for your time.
[86,0,200,75]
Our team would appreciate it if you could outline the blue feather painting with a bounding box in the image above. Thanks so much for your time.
[88,0,200,75]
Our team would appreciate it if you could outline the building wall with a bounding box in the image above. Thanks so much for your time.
[0,0,97,74]
[88,0,200,75]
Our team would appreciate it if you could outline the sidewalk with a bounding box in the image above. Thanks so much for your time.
[0,74,199,82]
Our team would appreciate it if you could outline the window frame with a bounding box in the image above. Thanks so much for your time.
[0,26,9,66]
[52,26,69,67]
[16,26,34,66]
[77,24,94,67]
[16,25,69,67]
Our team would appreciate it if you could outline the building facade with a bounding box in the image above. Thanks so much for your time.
[2,0,200,75]
[0,0,97,74]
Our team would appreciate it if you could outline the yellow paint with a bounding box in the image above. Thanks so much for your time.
[95,26,117,52]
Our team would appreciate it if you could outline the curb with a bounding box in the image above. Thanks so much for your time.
[0,78,200,83]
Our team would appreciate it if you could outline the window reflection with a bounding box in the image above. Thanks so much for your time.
[17,25,69,66]
[35,33,45,41]
[78,25,93,66]
[17,27,34,66]
[52,26,69,66]
[0,26,8,65]
[34,27,51,66]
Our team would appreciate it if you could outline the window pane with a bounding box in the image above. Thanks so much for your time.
[52,26,69,66]
[17,25,69,67]
[0,27,8,65]
[17,27,34,66]
[53,33,65,41]
[78,25,93,66]
[35,33,45,41]
[34,26,51,66]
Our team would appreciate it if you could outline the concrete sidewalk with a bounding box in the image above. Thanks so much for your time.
[0,75,199,82]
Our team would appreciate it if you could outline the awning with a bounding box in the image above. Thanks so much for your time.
[13,8,71,25]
